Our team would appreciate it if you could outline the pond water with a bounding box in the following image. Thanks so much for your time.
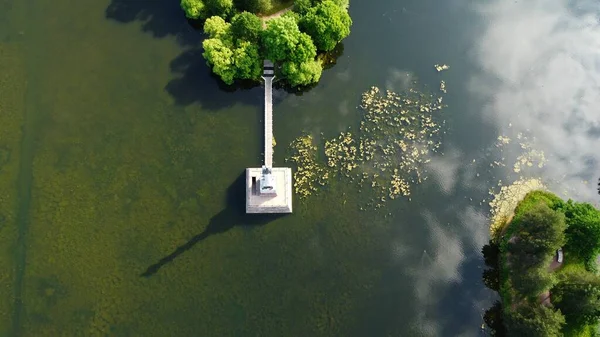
[1,0,599,335]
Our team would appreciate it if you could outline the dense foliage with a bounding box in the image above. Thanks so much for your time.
[181,0,352,86]
[553,270,600,330]
[504,304,565,337]
[506,202,565,298]
[202,15,263,84]
[497,190,600,336]
[558,200,600,270]
[299,0,351,51]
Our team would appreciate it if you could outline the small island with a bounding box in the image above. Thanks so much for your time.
[496,190,600,336]
[179,0,352,86]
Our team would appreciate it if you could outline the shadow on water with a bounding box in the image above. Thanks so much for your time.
[164,48,261,109]
[141,171,285,277]
[105,0,348,107]
[106,0,261,109]
[105,0,201,46]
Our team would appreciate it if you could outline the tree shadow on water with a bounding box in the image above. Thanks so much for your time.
[165,48,262,109]
[141,171,286,277]
[105,0,202,46]
[106,0,261,109]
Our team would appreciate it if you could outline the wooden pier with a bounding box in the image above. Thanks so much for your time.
[263,60,274,168]
[245,60,293,214]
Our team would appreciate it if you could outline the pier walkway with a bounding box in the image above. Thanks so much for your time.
[245,60,292,213]
[262,60,274,168]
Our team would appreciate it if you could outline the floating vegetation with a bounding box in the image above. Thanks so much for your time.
[324,132,359,176]
[287,134,329,198]
[473,131,547,174]
[272,136,277,148]
[513,133,546,173]
[439,80,446,93]
[491,132,547,173]
[434,64,449,72]
[488,178,545,238]
[496,135,510,146]
[288,83,446,206]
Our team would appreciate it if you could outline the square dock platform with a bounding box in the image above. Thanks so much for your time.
[246,167,293,213]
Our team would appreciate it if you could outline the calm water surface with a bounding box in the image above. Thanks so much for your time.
[1,0,599,335]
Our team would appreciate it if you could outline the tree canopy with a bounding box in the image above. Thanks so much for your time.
[202,16,262,84]
[507,202,566,278]
[263,16,317,62]
[231,11,263,42]
[282,59,322,86]
[181,0,352,87]
[553,270,600,329]
[182,0,234,20]
[504,304,565,337]
[558,200,600,270]
[503,200,565,299]
[299,0,352,51]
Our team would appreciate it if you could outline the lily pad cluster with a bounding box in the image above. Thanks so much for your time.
[288,83,447,206]
[287,134,329,197]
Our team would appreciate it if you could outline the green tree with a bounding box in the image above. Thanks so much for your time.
[511,267,555,299]
[236,0,272,13]
[263,16,316,63]
[183,0,234,19]
[231,12,263,42]
[232,41,262,79]
[508,202,566,268]
[559,200,600,269]
[293,0,313,14]
[181,0,207,19]
[299,0,352,51]
[553,271,600,328]
[282,10,301,22]
[255,0,272,13]
[204,15,232,38]
[202,17,262,84]
[290,32,317,62]
[505,202,565,298]
[206,0,235,18]
[202,38,237,84]
[505,305,565,337]
[281,59,322,86]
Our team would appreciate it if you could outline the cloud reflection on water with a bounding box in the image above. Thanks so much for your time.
[397,0,600,334]
[470,0,600,201]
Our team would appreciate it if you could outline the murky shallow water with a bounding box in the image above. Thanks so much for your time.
[1,0,598,335]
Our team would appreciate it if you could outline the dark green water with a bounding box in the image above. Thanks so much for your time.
[2,0,599,335]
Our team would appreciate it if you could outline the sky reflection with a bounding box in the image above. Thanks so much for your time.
[470,0,600,201]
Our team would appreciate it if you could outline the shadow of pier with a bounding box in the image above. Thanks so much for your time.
[141,171,285,277]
